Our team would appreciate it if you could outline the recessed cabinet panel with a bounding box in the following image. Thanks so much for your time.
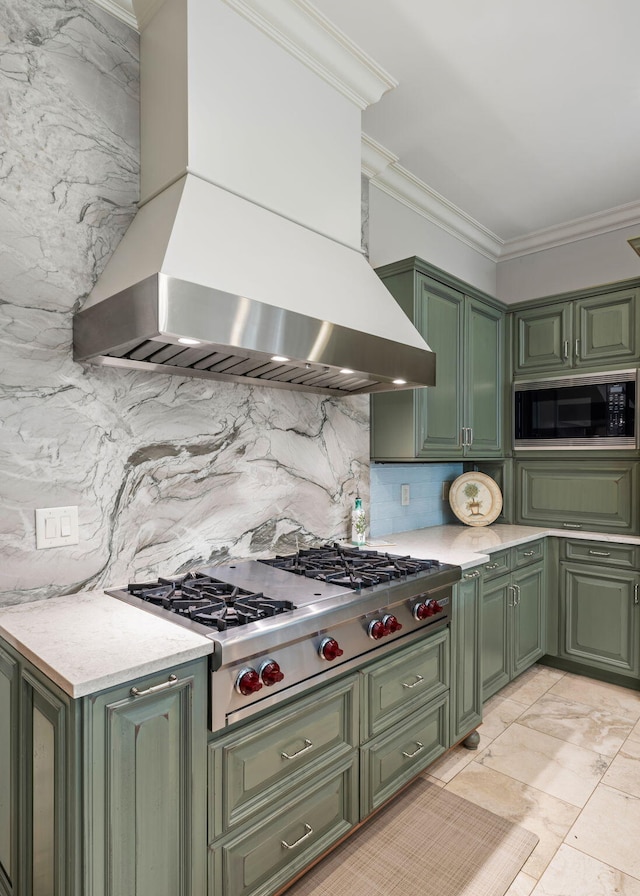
[481,577,511,700]
[464,297,504,455]
[451,573,482,744]
[514,303,571,374]
[512,565,545,677]
[0,647,18,896]
[561,563,639,677]
[575,289,640,366]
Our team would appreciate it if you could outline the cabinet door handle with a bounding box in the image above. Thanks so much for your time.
[523,550,535,557]
[468,427,473,447]
[507,584,516,607]
[402,674,424,689]
[635,584,639,605]
[575,338,580,359]
[563,523,582,529]
[588,550,611,557]
[281,823,313,850]
[281,738,313,761]
[515,584,521,606]
[130,673,178,698]
[562,340,569,360]
[402,741,424,759]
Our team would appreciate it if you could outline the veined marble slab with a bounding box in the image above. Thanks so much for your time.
[0,591,213,697]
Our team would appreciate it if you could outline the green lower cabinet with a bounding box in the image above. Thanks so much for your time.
[360,692,449,816]
[560,562,640,678]
[209,756,358,896]
[515,460,639,535]
[450,571,482,744]
[482,562,546,701]
[0,647,19,896]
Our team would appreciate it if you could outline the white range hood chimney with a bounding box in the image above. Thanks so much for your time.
[73,0,436,395]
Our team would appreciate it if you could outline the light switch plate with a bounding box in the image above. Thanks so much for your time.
[35,506,79,549]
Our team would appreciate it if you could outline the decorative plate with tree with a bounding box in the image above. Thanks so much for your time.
[448,472,503,527]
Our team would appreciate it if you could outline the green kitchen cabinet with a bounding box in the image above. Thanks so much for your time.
[513,284,640,375]
[515,460,639,535]
[371,257,505,461]
[0,646,19,896]
[481,545,546,701]
[0,637,208,896]
[559,550,640,679]
[450,569,482,745]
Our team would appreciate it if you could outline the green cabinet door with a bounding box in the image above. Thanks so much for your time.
[574,288,640,367]
[481,576,511,701]
[516,460,638,535]
[512,564,546,677]
[464,297,504,457]
[560,562,640,678]
[0,647,18,896]
[450,571,482,744]
[513,302,572,374]
[86,661,207,896]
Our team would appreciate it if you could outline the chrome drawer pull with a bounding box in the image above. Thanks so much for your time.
[563,523,582,529]
[281,823,313,850]
[523,550,535,557]
[464,570,481,579]
[402,741,424,759]
[575,338,580,359]
[281,738,313,760]
[485,563,499,570]
[562,340,569,360]
[130,673,178,698]
[402,674,424,689]
[635,584,639,606]
[588,550,611,557]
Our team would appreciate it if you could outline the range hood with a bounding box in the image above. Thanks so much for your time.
[73,0,436,396]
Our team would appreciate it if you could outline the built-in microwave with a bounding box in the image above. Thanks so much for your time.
[514,369,637,449]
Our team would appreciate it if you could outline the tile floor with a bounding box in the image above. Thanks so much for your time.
[422,664,640,895]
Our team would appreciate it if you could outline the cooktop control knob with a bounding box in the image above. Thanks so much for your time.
[432,599,443,613]
[413,602,430,620]
[235,668,263,696]
[319,637,344,661]
[260,660,284,686]
[368,619,386,640]
[383,614,403,634]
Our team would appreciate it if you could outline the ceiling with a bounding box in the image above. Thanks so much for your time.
[312,0,640,246]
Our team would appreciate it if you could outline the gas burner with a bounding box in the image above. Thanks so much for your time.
[258,544,444,588]
[127,573,296,629]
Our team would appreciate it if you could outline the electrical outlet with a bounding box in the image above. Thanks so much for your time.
[401,484,410,506]
[442,481,452,501]
[35,506,79,549]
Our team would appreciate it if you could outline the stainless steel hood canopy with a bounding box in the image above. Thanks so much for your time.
[73,0,436,396]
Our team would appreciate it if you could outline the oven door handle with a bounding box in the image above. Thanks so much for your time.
[281,738,313,761]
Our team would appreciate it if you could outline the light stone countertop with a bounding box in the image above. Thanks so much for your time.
[367,523,640,570]
[0,591,213,698]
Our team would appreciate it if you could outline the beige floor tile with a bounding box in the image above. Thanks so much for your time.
[627,717,640,743]
[499,666,566,707]
[477,723,610,807]
[425,734,490,783]
[547,673,640,721]
[420,773,446,788]
[445,762,579,880]
[566,783,640,879]
[480,695,526,740]
[602,736,640,798]
[505,871,538,895]
[530,843,640,896]
[517,693,635,757]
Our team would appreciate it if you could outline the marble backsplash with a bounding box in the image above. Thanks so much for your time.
[0,0,369,605]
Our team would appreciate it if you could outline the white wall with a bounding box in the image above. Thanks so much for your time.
[497,224,640,303]
[367,186,498,296]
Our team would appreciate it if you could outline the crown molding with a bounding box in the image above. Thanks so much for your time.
[222,0,397,109]
[88,0,164,30]
[500,200,640,261]
[362,136,503,262]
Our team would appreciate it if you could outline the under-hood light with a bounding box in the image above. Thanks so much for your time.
[178,337,201,345]
[393,379,407,385]
[340,368,354,375]
[271,355,290,362]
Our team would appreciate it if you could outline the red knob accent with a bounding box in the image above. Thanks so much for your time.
[235,668,263,696]
[413,602,429,620]
[319,637,344,661]
[368,619,386,640]
[432,600,443,613]
[260,660,284,686]
[383,614,403,634]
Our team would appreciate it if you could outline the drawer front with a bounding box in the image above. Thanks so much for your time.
[513,539,545,569]
[563,539,640,569]
[482,550,511,581]
[361,628,449,740]
[209,757,357,896]
[210,676,358,835]
[360,692,449,816]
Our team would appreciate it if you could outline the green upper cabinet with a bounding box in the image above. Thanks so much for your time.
[371,258,505,461]
[513,285,640,375]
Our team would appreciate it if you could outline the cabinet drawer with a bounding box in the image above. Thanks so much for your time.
[209,757,357,896]
[210,676,357,835]
[482,550,511,581]
[361,629,449,740]
[513,539,545,568]
[360,692,449,815]
[563,539,640,569]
